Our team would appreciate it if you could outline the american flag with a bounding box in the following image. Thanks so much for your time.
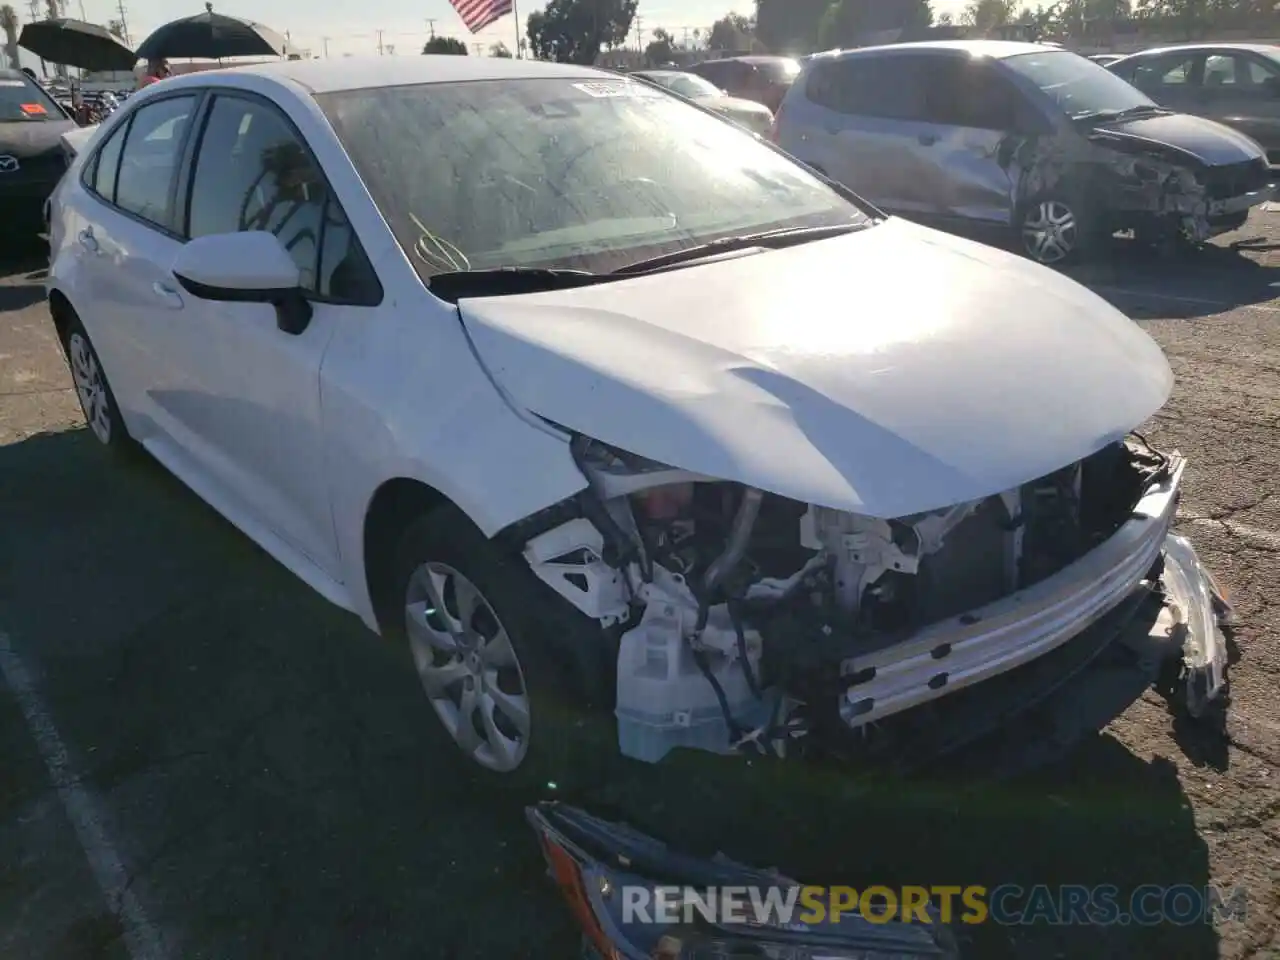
[448,0,514,33]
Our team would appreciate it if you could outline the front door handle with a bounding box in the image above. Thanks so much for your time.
[152,281,184,309]
[78,229,98,253]
[918,132,940,146]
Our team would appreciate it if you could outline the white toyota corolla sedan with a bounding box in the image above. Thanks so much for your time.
[45,55,1231,785]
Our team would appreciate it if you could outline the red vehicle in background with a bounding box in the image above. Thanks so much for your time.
[687,55,801,112]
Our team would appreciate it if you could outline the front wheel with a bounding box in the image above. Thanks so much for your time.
[389,504,619,794]
[1017,197,1090,266]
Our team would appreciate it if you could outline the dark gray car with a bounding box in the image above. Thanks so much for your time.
[774,41,1275,264]
[1107,43,1280,165]
[0,68,76,238]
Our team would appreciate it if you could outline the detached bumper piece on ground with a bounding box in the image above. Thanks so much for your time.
[527,803,960,960]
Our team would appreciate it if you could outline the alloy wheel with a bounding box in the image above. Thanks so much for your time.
[68,331,113,444]
[404,562,532,772]
[1021,200,1078,265]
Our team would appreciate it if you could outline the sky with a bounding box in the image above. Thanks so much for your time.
[13,0,973,65]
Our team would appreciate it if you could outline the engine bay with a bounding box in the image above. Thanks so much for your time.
[515,435,1176,764]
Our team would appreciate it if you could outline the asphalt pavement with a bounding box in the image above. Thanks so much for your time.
[2,214,1280,960]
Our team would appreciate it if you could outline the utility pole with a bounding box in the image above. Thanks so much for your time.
[376,29,384,55]
[682,26,690,49]
[424,18,436,38]
[114,0,130,46]
[322,36,330,58]
[633,15,642,53]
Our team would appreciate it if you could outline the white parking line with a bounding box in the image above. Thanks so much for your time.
[1092,285,1280,316]
[0,631,167,960]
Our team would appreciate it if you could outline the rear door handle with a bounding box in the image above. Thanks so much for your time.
[152,281,184,309]
[918,132,939,146]
[77,229,98,253]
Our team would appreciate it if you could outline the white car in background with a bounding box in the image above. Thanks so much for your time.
[631,69,775,135]
[44,56,1229,786]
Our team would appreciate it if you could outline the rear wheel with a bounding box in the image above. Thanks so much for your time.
[63,315,133,452]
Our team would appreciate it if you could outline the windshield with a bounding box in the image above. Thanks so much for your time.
[661,74,724,99]
[318,77,868,279]
[0,70,64,122]
[1003,50,1156,119]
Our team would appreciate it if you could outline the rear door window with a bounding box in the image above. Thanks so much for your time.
[807,55,927,121]
[113,94,197,229]
[1203,52,1279,91]
[87,121,127,203]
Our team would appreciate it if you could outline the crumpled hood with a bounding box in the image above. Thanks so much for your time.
[1092,111,1266,165]
[458,217,1173,519]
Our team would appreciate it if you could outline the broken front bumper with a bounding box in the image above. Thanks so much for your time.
[1207,182,1275,218]
[838,455,1229,733]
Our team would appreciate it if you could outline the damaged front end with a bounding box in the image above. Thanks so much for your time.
[510,433,1231,770]
[527,802,960,960]
[1092,131,1275,244]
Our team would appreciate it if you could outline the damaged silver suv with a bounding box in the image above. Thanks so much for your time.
[775,40,1276,264]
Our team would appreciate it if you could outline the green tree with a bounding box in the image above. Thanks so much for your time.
[816,0,934,49]
[526,0,638,65]
[644,26,675,64]
[961,0,1019,29]
[707,12,753,50]
[1,4,19,71]
[754,0,829,53]
[488,41,512,57]
[423,36,468,54]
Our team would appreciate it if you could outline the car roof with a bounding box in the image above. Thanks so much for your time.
[821,39,1055,61]
[1111,42,1279,60]
[162,55,619,95]
[701,55,794,65]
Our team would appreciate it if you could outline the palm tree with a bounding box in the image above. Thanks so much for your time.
[1,5,19,71]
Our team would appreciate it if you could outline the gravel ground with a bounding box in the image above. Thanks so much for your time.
[1,212,1278,960]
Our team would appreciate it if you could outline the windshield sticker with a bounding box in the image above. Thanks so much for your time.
[571,80,662,99]
[20,103,48,115]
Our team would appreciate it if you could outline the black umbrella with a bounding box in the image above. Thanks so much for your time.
[134,11,287,61]
[18,18,137,72]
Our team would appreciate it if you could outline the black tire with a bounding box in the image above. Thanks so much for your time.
[1015,195,1095,266]
[60,313,135,454]
[388,503,621,799]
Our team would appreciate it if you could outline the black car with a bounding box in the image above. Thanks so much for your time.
[0,68,77,240]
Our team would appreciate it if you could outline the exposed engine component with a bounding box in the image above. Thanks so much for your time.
[522,436,1185,764]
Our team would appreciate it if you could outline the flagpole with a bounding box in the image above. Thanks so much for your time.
[512,0,521,57]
